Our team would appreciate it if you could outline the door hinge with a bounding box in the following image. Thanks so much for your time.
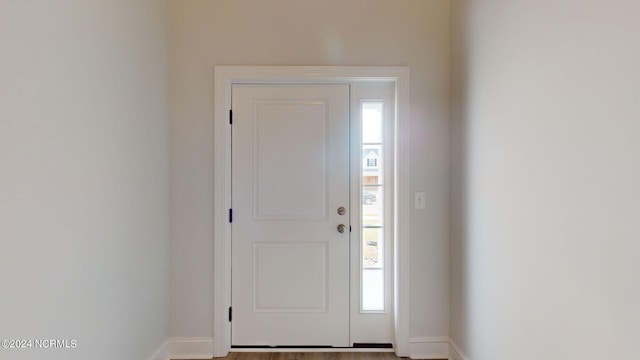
[229,208,233,223]
[229,109,233,124]
[228,307,233,322]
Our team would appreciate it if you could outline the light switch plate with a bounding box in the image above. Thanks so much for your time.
[414,192,426,209]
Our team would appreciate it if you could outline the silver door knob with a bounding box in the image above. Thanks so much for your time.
[337,224,347,234]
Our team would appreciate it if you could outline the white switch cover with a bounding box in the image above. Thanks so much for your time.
[415,192,426,209]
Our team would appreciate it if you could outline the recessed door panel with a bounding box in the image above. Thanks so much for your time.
[254,242,327,312]
[253,100,328,220]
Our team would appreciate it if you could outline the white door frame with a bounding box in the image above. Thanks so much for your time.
[213,66,410,357]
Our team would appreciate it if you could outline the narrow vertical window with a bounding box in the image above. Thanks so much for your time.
[361,102,384,312]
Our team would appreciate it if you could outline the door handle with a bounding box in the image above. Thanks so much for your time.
[337,224,347,234]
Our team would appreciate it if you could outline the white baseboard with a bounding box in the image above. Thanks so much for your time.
[448,338,470,360]
[170,337,215,359]
[408,337,450,359]
[147,340,170,360]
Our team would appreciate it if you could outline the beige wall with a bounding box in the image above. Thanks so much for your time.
[451,0,640,358]
[0,1,169,359]
[170,0,450,339]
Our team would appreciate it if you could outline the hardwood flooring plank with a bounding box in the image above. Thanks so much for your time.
[208,352,446,360]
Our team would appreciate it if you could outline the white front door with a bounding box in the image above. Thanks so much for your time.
[231,84,350,347]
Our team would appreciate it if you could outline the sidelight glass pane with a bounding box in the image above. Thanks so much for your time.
[363,228,383,269]
[362,268,384,311]
[362,145,383,185]
[362,102,383,143]
[361,101,385,312]
[363,186,383,227]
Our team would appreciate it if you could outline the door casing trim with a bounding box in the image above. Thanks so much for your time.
[213,66,410,357]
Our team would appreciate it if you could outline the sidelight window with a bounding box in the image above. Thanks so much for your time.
[361,102,385,312]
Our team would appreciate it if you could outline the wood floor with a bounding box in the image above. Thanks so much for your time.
[210,353,445,360]
[213,353,399,360]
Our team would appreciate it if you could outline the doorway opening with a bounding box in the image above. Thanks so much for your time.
[213,66,410,357]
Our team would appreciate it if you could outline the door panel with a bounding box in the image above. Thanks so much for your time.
[253,100,328,220]
[231,84,350,347]
[253,242,327,312]
[349,83,395,345]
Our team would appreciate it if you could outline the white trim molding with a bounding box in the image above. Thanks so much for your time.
[213,66,410,357]
[448,337,471,360]
[147,340,170,360]
[408,337,450,359]
[170,337,215,360]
